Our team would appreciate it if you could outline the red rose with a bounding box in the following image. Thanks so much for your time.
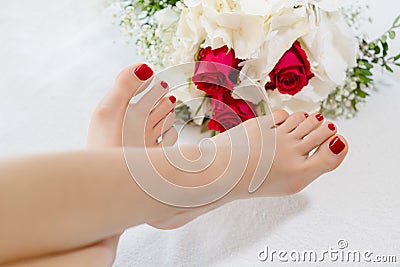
[193,46,241,97]
[222,94,257,122]
[265,41,314,96]
[208,94,256,132]
[208,108,242,133]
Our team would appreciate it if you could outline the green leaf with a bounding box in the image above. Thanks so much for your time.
[368,43,376,51]
[374,45,381,55]
[389,30,396,40]
[364,63,374,70]
[394,54,400,61]
[381,40,389,57]
[360,68,373,77]
[351,99,358,111]
[359,75,373,84]
[394,62,400,67]
[381,35,387,42]
[355,89,369,98]
[385,64,394,72]
[358,59,373,68]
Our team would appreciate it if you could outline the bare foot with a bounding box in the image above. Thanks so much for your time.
[88,64,348,233]
[147,110,291,229]
[150,111,348,229]
[240,111,349,198]
[86,64,178,264]
[88,63,178,148]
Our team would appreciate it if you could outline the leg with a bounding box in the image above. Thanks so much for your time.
[0,67,348,264]
[3,239,117,267]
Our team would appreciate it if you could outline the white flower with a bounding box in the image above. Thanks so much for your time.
[170,0,357,114]
[171,4,206,64]
[263,4,357,113]
[242,4,310,81]
[154,8,180,27]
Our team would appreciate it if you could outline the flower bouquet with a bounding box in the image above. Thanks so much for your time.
[111,0,400,134]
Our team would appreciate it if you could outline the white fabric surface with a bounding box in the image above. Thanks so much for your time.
[0,1,399,266]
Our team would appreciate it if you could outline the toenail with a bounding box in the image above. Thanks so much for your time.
[316,113,324,121]
[304,113,309,118]
[329,136,345,155]
[328,123,336,131]
[169,95,176,104]
[161,81,169,89]
[134,64,153,81]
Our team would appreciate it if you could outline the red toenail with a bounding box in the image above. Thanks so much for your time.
[304,113,309,118]
[161,81,169,89]
[328,123,336,131]
[329,136,345,155]
[316,113,324,121]
[169,95,176,104]
[134,64,153,81]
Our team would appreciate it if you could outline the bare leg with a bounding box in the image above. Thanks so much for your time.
[3,239,116,267]
[0,66,348,265]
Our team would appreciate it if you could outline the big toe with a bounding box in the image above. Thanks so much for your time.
[305,135,348,183]
[108,64,154,107]
[273,110,290,126]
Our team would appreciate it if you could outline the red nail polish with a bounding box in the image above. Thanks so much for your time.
[169,95,176,104]
[328,123,336,131]
[161,81,169,89]
[134,64,153,81]
[304,113,309,118]
[316,113,324,121]
[329,136,345,155]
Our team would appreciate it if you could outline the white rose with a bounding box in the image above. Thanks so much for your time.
[300,7,357,86]
[265,4,357,113]
[171,4,206,64]
[260,5,310,76]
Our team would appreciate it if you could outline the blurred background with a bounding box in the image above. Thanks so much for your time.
[0,1,399,266]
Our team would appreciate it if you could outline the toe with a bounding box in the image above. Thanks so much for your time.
[299,121,337,155]
[304,134,348,183]
[148,95,176,126]
[279,112,308,133]
[101,64,154,110]
[272,110,289,126]
[291,113,325,139]
[137,81,170,111]
[159,127,178,147]
[88,64,154,147]
[152,112,176,141]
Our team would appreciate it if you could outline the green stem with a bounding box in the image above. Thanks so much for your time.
[259,101,266,116]
[195,96,208,116]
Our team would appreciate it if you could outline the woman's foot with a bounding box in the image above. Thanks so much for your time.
[88,63,178,148]
[242,111,348,197]
[86,64,178,263]
[150,111,348,229]
[88,64,348,231]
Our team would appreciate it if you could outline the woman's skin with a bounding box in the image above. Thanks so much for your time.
[0,64,348,266]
